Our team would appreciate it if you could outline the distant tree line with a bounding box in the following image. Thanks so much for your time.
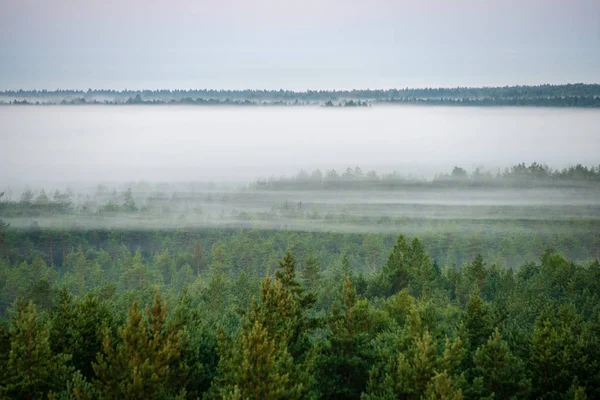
[382,95,600,108]
[2,83,600,107]
[251,163,600,190]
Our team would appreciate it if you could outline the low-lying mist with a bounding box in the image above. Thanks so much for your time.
[2,166,599,235]
[1,106,599,185]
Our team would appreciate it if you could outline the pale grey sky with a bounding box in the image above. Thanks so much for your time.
[0,0,599,89]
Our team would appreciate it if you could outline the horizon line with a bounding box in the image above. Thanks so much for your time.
[2,82,600,93]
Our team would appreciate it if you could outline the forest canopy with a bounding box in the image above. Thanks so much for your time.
[0,228,599,399]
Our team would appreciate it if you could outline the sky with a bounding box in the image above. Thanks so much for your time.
[0,0,599,90]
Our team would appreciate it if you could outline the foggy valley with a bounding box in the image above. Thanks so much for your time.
[1,0,600,398]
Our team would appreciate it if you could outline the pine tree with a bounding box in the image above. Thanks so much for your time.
[120,250,160,291]
[152,249,175,286]
[317,276,374,399]
[465,253,487,290]
[169,289,218,399]
[88,293,183,399]
[362,234,383,274]
[0,298,71,399]
[212,274,310,399]
[363,330,464,400]
[48,288,77,362]
[212,251,316,399]
[464,289,493,353]
[567,382,588,400]
[274,249,316,359]
[201,268,230,316]
[121,188,137,212]
[233,266,259,313]
[301,249,321,291]
[383,288,417,327]
[529,307,597,399]
[406,238,434,298]
[193,241,204,276]
[368,235,410,298]
[0,320,9,376]
[50,289,112,380]
[222,319,300,400]
[62,247,103,296]
[403,331,440,396]
[472,328,530,399]
[20,189,33,204]
[341,253,351,278]
[210,242,228,269]
[0,219,9,257]
[423,372,464,400]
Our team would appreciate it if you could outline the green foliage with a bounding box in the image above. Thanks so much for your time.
[0,298,72,399]
[406,238,435,295]
[364,329,465,400]
[218,319,302,400]
[212,251,317,399]
[423,371,464,400]
[472,328,530,399]
[368,235,410,298]
[169,290,218,398]
[464,254,487,291]
[317,277,375,399]
[120,250,161,291]
[0,219,9,257]
[86,293,184,399]
[464,289,493,353]
[529,306,600,399]
[0,226,598,398]
[301,249,321,291]
[49,288,113,379]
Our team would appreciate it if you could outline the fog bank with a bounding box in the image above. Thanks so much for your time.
[1,106,599,185]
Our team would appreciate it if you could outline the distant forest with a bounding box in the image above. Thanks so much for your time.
[2,83,600,107]
[250,163,600,190]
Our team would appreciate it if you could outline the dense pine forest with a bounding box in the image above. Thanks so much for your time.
[1,163,599,399]
[3,0,599,397]
[2,84,600,107]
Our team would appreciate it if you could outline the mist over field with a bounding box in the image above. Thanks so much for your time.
[1,106,599,186]
[2,104,599,237]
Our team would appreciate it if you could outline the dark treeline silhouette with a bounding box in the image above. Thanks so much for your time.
[2,83,600,107]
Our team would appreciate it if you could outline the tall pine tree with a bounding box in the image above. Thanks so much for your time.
[0,298,71,399]
[317,276,374,399]
[212,250,316,399]
[86,293,183,399]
